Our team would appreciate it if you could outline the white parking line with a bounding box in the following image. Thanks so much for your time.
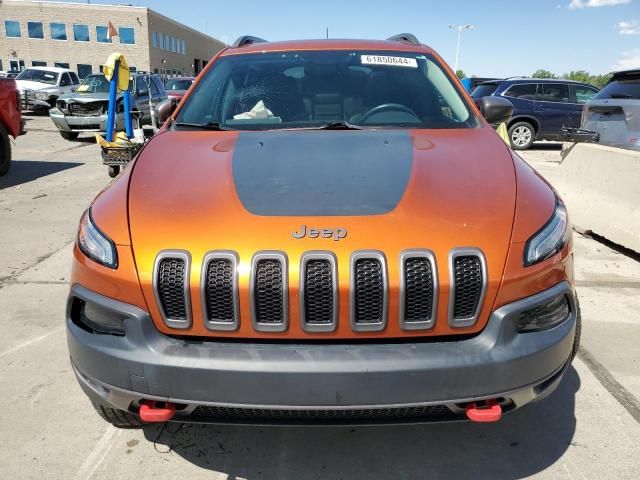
[0,327,63,358]
[73,425,122,480]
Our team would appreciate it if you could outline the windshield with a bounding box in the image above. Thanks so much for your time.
[76,74,110,93]
[595,77,640,100]
[471,83,499,98]
[175,50,477,130]
[16,69,59,85]
[166,79,193,91]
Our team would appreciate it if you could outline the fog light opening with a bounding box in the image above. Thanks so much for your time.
[517,294,571,333]
[70,297,125,336]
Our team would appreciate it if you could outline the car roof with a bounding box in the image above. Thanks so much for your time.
[220,38,435,56]
[610,69,640,80]
[478,77,594,87]
[24,66,72,73]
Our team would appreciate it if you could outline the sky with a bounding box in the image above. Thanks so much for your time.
[64,0,639,76]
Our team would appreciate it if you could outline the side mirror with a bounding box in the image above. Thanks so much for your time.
[155,97,179,125]
[475,96,513,125]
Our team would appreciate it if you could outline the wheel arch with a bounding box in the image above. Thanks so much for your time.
[508,116,540,135]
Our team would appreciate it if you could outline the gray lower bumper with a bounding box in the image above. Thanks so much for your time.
[67,282,576,418]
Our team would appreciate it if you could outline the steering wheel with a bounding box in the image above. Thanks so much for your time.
[360,103,419,123]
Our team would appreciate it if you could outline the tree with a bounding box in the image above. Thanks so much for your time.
[455,69,466,79]
[563,70,590,83]
[532,69,556,79]
[589,74,612,89]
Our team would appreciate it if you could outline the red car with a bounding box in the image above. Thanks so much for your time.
[0,78,25,176]
[164,77,195,100]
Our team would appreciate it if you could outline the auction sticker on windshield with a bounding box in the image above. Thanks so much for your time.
[361,55,418,68]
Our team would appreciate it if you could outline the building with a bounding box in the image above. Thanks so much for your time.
[0,0,226,79]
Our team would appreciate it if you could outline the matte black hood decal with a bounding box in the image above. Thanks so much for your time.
[232,130,413,216]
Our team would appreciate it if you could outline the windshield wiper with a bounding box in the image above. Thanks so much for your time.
[318,121,363,130]
[173,121,230,131]
[609,93,633,99]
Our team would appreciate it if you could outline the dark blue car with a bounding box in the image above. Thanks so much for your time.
[471,78,598,149]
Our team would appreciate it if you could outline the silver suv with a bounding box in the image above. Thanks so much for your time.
[49,72,167,140]
[582,69,640,151]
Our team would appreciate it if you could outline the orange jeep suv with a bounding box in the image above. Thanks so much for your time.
[67,34,580,426]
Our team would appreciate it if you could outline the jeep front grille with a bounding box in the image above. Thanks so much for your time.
[151,248,487,333]
[250,252,288,332]
[400,250,438,330]
[201,252,239,331]
[154,251,191,328]
[350,251,388,331]
[300,252,338,332]
[449,249,487,327]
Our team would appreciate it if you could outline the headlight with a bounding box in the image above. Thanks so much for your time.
[34,91,49,100]
[524,199,570,266]
[77,209,118,268]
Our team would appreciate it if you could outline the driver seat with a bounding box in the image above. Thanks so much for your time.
[350,71,415,123]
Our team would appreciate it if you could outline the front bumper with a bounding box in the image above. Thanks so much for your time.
[49,108,123,133]
[20,91,52,110]
[67,282,577,424]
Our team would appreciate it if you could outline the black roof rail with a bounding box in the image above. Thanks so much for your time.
[386,33,420,45]
[232,36,268,48]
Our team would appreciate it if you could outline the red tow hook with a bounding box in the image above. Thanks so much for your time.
[139,400,176,423]
[465,399,502,423]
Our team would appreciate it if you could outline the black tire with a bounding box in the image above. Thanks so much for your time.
[60,131,79,141]
[91,400,143,429]
[108,165,120,178]
[0,125,11,176]
[508,121,535,150]
[571,298,582,362]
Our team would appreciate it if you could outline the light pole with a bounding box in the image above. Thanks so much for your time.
[448,24,473,73]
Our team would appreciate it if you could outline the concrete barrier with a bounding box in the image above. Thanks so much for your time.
[552,143,640,253]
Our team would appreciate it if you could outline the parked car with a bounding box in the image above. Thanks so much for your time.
[49,72,167,140]
[461,77,501,93]
[15,67,80,111]
[165,76,195,100]
[581,69,640,150]
[472,78,598,149]
[67,34,579,428]
[0,78,26,175]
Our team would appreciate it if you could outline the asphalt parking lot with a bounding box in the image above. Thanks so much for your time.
[1,114,639,480]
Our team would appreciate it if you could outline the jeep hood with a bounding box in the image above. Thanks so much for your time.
[127,127,517,338]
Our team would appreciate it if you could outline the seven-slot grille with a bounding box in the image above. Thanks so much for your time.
[300,253,338,331]
[155,252,190,328]
[152,249,486,331]
[449,250,486,327]
[251,252,288,332]
[351,252,387,331]
[400,251,437,330]
[202,252,238,330]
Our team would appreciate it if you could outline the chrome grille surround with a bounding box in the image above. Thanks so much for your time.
[250,251,289,333]
[448,248,487,328]
[350,250,388,332]
[153,250,192,329]
[399,249,438,330]
[200,251,240,331]
[299,251,338,332]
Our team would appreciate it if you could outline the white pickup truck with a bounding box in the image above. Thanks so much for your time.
[15,67,80,111]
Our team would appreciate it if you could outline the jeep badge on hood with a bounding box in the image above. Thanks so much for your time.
[292,225,347,241]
